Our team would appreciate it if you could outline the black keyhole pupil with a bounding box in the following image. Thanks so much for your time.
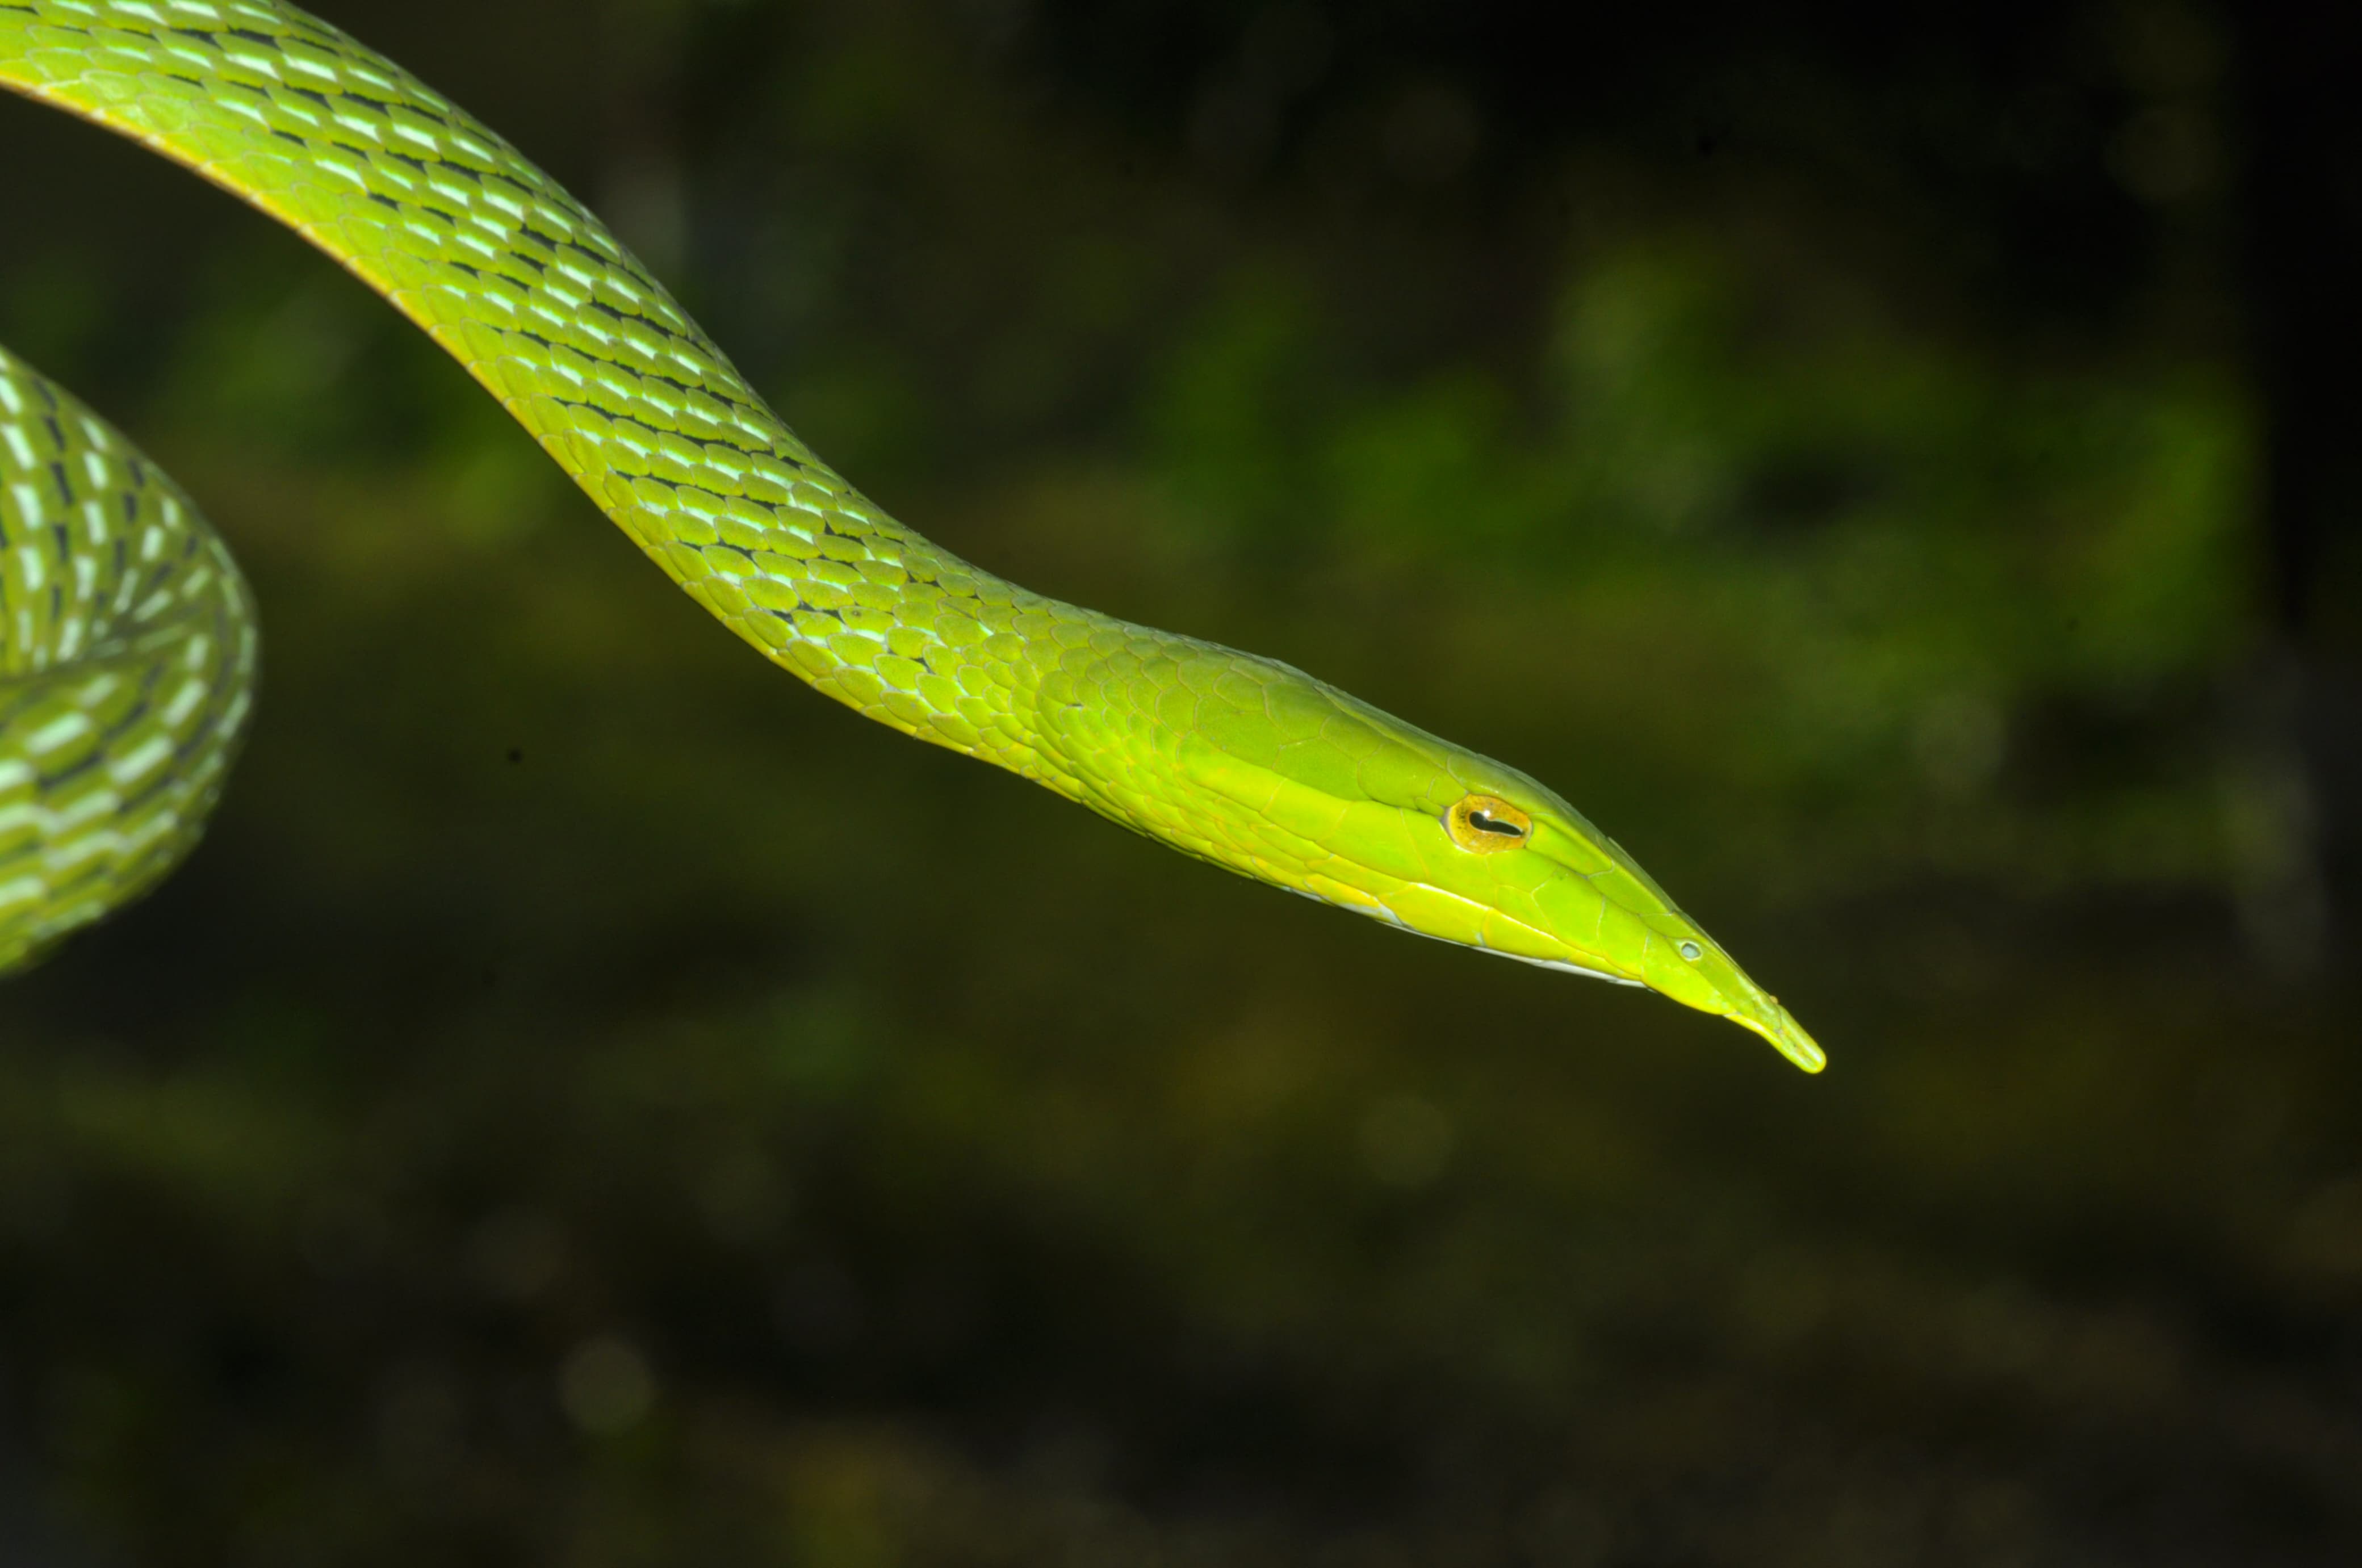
[1469,808,1523,838]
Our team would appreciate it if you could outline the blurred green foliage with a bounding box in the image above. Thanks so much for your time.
[2,0,2357,1563]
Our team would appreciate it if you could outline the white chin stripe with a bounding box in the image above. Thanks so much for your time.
[1345,898,1640,985]
[1492,949,1644,988]
[1341,892,1634,982]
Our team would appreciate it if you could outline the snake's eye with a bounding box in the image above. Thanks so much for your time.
[1445,794,1532,853]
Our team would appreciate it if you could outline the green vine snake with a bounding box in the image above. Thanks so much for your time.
[0,0,1823,1072]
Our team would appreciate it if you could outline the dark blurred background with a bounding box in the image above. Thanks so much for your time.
[3,0,2360,1561]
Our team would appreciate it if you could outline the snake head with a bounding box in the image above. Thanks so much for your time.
[1041,636,1825,1074]
[1406,785,1826,1074]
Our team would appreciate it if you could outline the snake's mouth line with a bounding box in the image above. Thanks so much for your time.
[1492,949,1645,987]
[1341,875,1648,990]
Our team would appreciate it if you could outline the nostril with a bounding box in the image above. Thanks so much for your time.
[1679,941,1703,961]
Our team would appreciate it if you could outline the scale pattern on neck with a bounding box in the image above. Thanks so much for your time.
[2,0,1151,797]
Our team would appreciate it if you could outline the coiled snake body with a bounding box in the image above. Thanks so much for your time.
[0,0,1821,1071]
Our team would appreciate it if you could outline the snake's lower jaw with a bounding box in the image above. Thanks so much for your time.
[1490,924,1824,1072]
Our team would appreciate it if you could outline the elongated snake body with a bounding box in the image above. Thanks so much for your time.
[0,0,1821,1071]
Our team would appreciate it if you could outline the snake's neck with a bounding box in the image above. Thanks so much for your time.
[625,468,1143,807]
[0,0,1151,810]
